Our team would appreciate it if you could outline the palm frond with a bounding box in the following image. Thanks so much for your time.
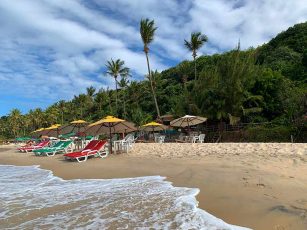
[184,32,208,56]
[105,58,130,79]
[140,18,157,46]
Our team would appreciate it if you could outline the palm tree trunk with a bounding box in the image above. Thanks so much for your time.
[145,52,161,118]
[194,55,197,81]
[108,95,113,114]
[115,78,118,115]
[61,112,64,125]
[123,92,126,118]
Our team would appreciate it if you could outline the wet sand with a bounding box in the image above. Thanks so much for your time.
[1,143,307,230]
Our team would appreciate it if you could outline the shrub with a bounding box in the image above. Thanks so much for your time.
[243,125,293,142]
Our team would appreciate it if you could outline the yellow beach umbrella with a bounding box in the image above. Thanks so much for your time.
[71,120,87,124]
[42,124,61,137]
[141,121,167,132]
[31,128,45,137]
[86,116,137,136]
[59,120,88,135]
[31,128,44,133]
[86,116,137,153]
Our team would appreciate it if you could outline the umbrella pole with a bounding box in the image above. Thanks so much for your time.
[109,125,112,154]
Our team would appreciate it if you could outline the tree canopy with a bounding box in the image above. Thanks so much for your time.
[1,22,306,140]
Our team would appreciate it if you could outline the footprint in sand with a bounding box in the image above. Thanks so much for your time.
[257,183,265,188]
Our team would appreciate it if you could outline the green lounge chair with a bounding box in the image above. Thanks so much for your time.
[33,141,65,156]
[34,141,73,157]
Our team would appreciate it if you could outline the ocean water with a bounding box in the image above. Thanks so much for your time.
[0,165,249,230]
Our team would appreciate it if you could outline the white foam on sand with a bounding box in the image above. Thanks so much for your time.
[0,165,250,229]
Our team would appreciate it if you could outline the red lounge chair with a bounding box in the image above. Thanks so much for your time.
[64,140,108,162]
[78,140,100,152]
[18,140,50,153]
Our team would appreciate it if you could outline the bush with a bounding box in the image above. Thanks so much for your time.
[243,125,293,142]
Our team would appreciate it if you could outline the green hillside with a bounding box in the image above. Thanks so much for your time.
[1,22,306,141]
[257,22,307,81]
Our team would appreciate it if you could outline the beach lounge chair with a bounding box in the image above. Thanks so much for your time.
[33,140,73,157]
[33,141,64,156]
[61,140,98,158]
[63,140,108,162]
[79,140,100,152]
[18,140,50,153]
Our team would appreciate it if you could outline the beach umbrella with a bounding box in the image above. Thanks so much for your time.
[59,120,88,135]
[86,116,137,136]
[141,121,167,142]
[41,124,61,137]
[170,115,207,133]
[58,132,76,139]
[86,116,137,153]
[141,121,167,132]
[31,128,45,137]
[32,128,45,133]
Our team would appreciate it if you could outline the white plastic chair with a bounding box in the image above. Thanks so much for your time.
[113,134,135,153]
[197,134,206,143]
[157,135,165,143]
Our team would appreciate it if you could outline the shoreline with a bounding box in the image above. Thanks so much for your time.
[1,143,307,229]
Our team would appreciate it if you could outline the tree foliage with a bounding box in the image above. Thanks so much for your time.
[1,22,306,140]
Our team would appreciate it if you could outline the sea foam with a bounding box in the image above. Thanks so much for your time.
[0,165,250,229]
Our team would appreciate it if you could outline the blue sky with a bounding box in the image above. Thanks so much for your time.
[0,0,307,116]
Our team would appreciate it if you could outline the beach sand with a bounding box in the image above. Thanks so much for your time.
[0,143,307,230]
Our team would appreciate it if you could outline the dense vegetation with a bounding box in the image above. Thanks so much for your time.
[1,22,306,141]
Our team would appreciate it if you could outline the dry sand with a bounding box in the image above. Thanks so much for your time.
[1,143,307,230]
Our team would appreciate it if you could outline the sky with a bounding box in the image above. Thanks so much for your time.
[0,0,306,116]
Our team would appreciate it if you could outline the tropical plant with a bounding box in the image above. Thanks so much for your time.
[8,109,22,137]
[105,59,130,114]
[86,86,96,98]
[57,100,66,125]
[118,77,130,118]
[1,22,306,142]
[184,32,208,80]
[140,18,161,118]
[72,94,90,118]
[95,89,107,112]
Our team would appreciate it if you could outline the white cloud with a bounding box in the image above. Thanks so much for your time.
[0,0,306,115]
[189,0,307,50]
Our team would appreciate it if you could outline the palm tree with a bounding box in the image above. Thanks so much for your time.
[73,94,89,118]
[118,77,130,118]
[184,32,208,81]
[140,18,161,118]
[57,100,66,125]
[32,108,44,129]
[8,109,22,137]
[105,59,130,114]
[86,86,96,98]
[86,86,96,111]
[45,107,59,125]
[95,89,107,112]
